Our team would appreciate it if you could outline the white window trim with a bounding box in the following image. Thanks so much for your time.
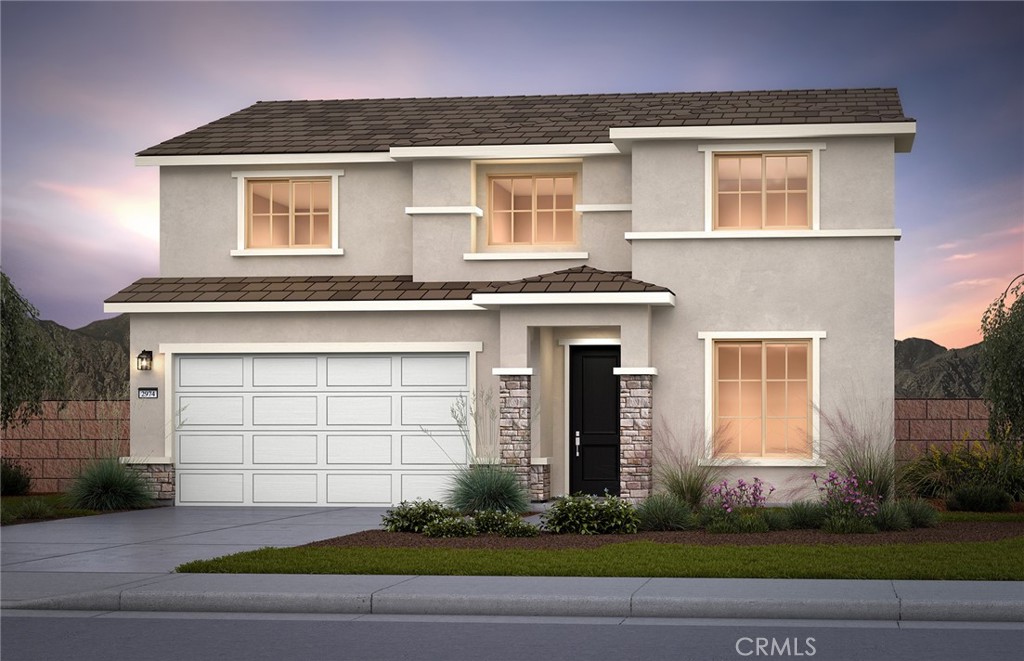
[463,252,589,261]
[697,330,826,467]
[697,143,825,232]
[232,170,344,253]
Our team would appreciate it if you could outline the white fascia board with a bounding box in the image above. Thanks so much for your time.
[105,301,486,314]
[575,203,632,213]
[492,367,534,376]
[463,252,589,261]
[625,229,902,241]
[472,292,675,307]
[389,144,621,160]
[159,341,483,355]
[405,206,483,217]
[610,121,917,153]
[136,153,393,167]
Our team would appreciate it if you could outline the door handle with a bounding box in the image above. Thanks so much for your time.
[575,431,581,458]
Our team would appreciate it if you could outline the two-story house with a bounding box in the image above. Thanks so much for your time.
[106,89,915,506]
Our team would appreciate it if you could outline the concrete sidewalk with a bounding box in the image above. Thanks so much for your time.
[2,507,1022,622]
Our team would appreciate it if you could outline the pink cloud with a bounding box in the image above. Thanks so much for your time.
[945,253,977,261]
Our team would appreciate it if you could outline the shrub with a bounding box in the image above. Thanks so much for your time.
[822,514,877,534]
[66,458,152,511]
[873,500,912,532]
[946,484,1012,512]
[813,470,881,519]
[761,507,793,531]
[542,492,639,535]
[422,516,477,538]
[898,498,940,528]
[706,478,775,515]
[447,464,528,515]
[654,420,727,508]
[901,440,1024,502]
[382,499,460,533]
[472,509,539,537]
[637,493,695,531]
[785,501,827,529]
[819,403,896,500]
[706,510,770,534]
[1,457,32,496]
[13,497,55,521]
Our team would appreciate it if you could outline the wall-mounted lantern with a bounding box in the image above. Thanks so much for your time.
[137,350,153,371]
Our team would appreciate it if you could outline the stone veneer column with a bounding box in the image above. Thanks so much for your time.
[127,462,176,502]
[619,374,653,503]
[529,464,550,502]
[498,375,532,492]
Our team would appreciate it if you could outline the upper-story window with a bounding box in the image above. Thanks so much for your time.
[247,178,331,248]
[714,153,810,229]
[488,175,576,245]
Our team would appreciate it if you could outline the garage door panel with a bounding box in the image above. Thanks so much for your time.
[327,357,392,386]
[253,474,317,503]
[252,435,318,464]
[401,395,463,426]
[327,395,393,426]
[401,434,466,465]
[179,472,245,503]
[179,396,244,426]
[401,355,467,386]
[253,357,318,387]
[178,357,244,387]
[401,473,452,502]
[179,434,244,464]
[252,396,318,426]
[327,434,393,464]
[327,473,392,504]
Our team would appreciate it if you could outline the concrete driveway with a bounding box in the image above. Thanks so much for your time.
[1,506,385,574]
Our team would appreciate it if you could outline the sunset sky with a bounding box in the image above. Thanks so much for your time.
[1,1,1021,349]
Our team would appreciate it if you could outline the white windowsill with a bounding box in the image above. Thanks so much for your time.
[700,457,827,468]
[405,206,483,217]
[626,229,901,241]
[463,251,589,261]
[575,203,632,213]
[230,248,346,257]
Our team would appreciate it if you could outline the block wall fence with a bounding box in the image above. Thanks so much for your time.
[0,398,993,495]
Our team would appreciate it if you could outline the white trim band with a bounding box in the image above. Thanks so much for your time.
[575,204,632,213]
[230,248,346,257]
[463,252,589,261]
[472,292,675,307]
[626,229,902,241]
[137,154,391,167]
[492,367,534,376]
[610,121,917,152]
[106,301,486,314]
[405,206,483,217]
[613,367,659,376]
[390,144,621,160]
[558,339,621,346]
[160,341,484,355]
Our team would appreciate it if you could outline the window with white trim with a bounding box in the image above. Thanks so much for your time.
[247,178,331,248]
[713,339,812,459]
[714,153,810,229]
[488,175,576,245]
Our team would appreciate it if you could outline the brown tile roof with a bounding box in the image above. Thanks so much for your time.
[137,88,911,156]
[105,267,671,305]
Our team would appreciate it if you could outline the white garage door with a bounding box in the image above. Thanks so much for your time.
[173,353,470,506]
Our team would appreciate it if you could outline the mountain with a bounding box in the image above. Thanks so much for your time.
[895,338,984,398]
[34,315,130,400]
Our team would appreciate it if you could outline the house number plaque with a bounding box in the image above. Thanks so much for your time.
[138,388,159,399]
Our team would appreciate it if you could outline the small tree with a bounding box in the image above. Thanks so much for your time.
[0,272,67,429]
[980,274,1024,442]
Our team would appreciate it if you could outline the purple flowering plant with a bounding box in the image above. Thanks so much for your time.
[707,477,775,514]
[812,470,881,519]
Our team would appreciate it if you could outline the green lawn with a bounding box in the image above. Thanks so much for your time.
[177,536,1024,581]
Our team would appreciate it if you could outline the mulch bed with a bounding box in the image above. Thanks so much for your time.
[304,521,1024,552]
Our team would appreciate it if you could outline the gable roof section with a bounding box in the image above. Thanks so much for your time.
[137,88,912,157]
[103,267,675,313]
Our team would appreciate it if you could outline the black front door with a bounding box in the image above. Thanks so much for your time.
[569,345,621,496]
